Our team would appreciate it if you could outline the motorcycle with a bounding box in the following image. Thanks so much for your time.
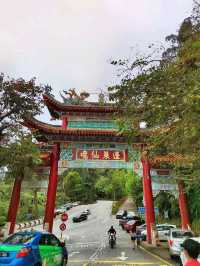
[109,233,116,248]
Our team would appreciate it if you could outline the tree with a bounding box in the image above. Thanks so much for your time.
[95,176,113,199]
[108,2,200,178]
[110,170,126,200]
[154,191,179,219]
[3,134,42,233]
[125,173,143,208]
[0,74,51,139]
[63,171,84,202]
[4,135,41,181]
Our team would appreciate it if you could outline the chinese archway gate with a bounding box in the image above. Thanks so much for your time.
[7,92,190,244]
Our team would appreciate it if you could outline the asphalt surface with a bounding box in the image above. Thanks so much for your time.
[33,200,176,266]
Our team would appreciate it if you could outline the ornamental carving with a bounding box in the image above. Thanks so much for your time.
[60,88,90,105]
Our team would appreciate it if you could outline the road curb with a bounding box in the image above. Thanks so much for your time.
[139,244,172,266]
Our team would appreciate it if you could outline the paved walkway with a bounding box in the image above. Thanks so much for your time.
[120,197,137,212]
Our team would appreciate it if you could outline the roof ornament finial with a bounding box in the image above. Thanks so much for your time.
[59,88,90,105]
[98,90,106,105]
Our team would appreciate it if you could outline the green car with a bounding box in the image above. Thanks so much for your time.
[0,231,68,266]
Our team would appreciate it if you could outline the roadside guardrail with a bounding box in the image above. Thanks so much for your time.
[16,218,43,230]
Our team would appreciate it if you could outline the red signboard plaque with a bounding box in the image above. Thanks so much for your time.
[77,150,125,161]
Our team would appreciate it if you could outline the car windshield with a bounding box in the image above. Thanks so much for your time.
[172,231,193,238]
[3,233,36,244]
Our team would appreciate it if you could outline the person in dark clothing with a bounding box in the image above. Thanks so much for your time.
[136,227,142,246]
[108,226,116,235]
[108,226,116,240]
[123,210,128,217]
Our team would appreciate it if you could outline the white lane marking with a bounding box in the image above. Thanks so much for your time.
[68,251,80,257]
[88,239,106,261]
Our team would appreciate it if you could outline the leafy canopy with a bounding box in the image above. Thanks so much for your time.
[0,74,51,139]
[108,1,200,177]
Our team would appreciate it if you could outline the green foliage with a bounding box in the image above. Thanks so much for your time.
[16,191,45,222]
[0,182,12,226]
[126,174,143,208]
[108,9,200,175]
[108,2,200,224]
[154,191,179,219]
[62,171,83,202]
[0,135,45,224]
[0,74,51,139]
[185,181,200,222]
[112,197,127,214]
[95,176,113,198]
[56,168,137,206]
[1,134,41,179]
[0,202,9,226]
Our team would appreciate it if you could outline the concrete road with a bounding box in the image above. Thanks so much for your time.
[33,200,175,266]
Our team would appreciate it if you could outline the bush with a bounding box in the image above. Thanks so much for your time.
[191,220,200,234]
[112,197,127,214]
[0,202,8,226]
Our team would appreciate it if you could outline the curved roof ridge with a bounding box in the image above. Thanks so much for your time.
[43,93,118,119]
[23,116,119,135]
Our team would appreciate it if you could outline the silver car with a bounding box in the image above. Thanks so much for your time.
[168,228,194,259]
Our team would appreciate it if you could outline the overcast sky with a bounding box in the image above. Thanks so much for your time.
[0,0,193,102]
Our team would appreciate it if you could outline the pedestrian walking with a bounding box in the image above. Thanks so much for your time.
[136,227,141,246]
[131,231,137,249]
[180,239,200,266]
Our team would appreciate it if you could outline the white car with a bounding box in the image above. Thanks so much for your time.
[168,228,194,259]
[71,202,80,207]
[141,224,176,241]
[116,209,126,219]
[82,209,91,215]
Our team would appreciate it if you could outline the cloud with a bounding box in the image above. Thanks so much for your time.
[0,0,193,99]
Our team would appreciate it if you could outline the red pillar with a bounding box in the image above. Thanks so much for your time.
[141,156,156,244]
[7,178,22,234]
[43,143,60,232]
[62,117,68,129]
[178,181,190,230]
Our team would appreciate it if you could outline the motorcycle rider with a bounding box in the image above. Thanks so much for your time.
[108,226,116,240]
